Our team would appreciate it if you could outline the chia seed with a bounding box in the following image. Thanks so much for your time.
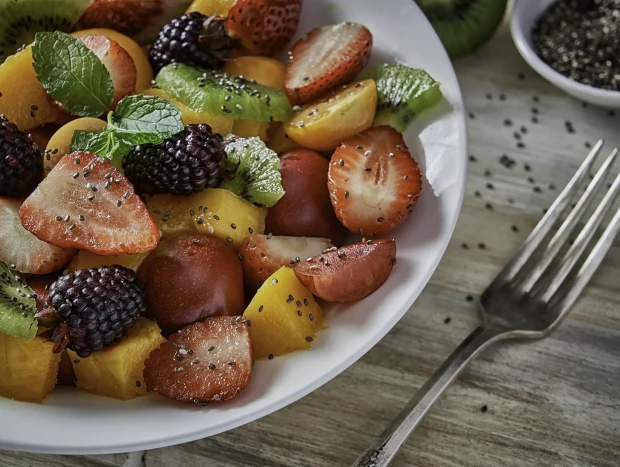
[532,0,620,91]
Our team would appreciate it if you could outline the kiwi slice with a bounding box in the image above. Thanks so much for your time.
[0,0,91,63]
[156,63,293,123]
[0,261,37,340]
[359,64,442,132]
[220,136,284,207]
[415,0,508,59]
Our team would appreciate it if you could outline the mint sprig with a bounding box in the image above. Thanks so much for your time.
[32,31,114,117]
[70,95,184,159]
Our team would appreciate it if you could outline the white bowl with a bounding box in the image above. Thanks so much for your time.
[0,0,467,454]
[510,0,620,108]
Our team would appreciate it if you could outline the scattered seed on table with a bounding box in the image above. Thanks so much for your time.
[469,112,476,119]
[518,73,525,80]
[511,225,519,232]
[481,405,488,413]
[528,176,535,184]
[585,141,591,149]
[478,242,486,250]
[484,169,492,177]
[517,142,526,149]
[469,155,477,162]
[465,295,474,302]
[533,96,540,102]
[609,111,616,117]
[549,183,556,191]
[486,93,493,100]
[532,116,539,124]
[514,131,522,140]
[534,186,543,193]
[486,182,494,190]
[475,190,482,198]
[444,317,452,324]
[520,126,528,134]
[499,93,506,101]
[524,163,531,172]
[485,202,493,211]
[531,107,539,114]
[504,118,512,126]
[461,242,468,249]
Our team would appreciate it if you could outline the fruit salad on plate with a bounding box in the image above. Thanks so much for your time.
[0,0,442,406]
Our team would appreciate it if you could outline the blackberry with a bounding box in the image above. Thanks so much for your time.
[149,12,238,73]
[123,124,226,196]
[48,265,146,358]
[0,115,42,198]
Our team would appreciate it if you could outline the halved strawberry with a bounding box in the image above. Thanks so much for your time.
[285,22,372,105]
[0,197,75,274]
[293,238,396,303]
[227,0,303,56]
[239,234,333,291]
[78,35,137,109]
[19,151,159,256]
[143,317,253,404]
[328,126,422,237]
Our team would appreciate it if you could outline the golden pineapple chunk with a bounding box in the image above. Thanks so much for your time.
[140,88,234,135]
[0,46,58,131]
[0,334,62,402]
[144,193,195,238]
[68,318,165,400]
[68,250,149,272]
[243,267,324,359]
[146,189,266,248]
[191,188,266,249]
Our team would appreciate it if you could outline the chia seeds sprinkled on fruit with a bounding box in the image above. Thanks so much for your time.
[272,278,278,285]
[55,215,62,221]
[208,364,216,370]
[267,233,273,240]
[533,0,620,91]
[228,361,236,366]
[305,336,313,342]
[504,118,512,126]
[213,215,220,220]
[344,191,349,199]
[208,345,215,351]
[258,305,264,312]
[268,354,274,360]
[226,237,233,243]
[296,300,302,308]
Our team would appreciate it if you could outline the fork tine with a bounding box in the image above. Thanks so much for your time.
[547,204,620,329]
[519,148,618,293]
[542,167,620,302]
[488,140,603,289]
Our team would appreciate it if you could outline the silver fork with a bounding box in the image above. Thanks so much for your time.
[353,140,620,467]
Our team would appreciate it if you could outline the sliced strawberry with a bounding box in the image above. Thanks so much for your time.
[227,0,303,56]
[143,317,253,404]
[285,22,372,105]
[19,151,159,256]
[293,238,396,303]
[328,126,422,237]
[0,197,75,274]
[78,35,137,109]
[239,234,333,291]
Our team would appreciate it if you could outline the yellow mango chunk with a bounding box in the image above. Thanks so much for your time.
[0,334,62,403]
[44,117,107,177]
[243,267,324,359]
[145,188,266,248]
[223,56,287,91]
[68,318,165,400]
[191,188,266,249]
[284,79,377,152]
[0,46,58,131]
[233,119,270,141]
[67,250,150,272]
[186,0,236,15]
[140,88,234,135]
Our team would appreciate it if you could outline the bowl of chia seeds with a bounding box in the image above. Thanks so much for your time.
[511,0,620,107]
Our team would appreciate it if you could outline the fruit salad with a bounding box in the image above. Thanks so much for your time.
[0,0,442,406]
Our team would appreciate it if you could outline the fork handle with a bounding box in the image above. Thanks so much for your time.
[351,325,506,467]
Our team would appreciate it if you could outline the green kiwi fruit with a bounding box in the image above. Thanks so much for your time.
[220,136,285,207]
[156,63,293,123]
[415,0,508,59]
[0,0,91,63]
[359,64,443,132]
[0,261,38,340]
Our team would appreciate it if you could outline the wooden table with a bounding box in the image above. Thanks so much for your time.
[3,22,620,467]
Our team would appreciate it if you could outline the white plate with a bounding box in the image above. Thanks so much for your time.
[0,0,466,454]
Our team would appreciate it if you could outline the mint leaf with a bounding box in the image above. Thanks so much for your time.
[107,95,184,144]
[69,95,184,159]
[0,262,37,340]
[71,129,134,159]
[32,31,114,117]
[221,137,284,207]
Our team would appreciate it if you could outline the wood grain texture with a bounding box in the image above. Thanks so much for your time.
[2,22,620,467]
